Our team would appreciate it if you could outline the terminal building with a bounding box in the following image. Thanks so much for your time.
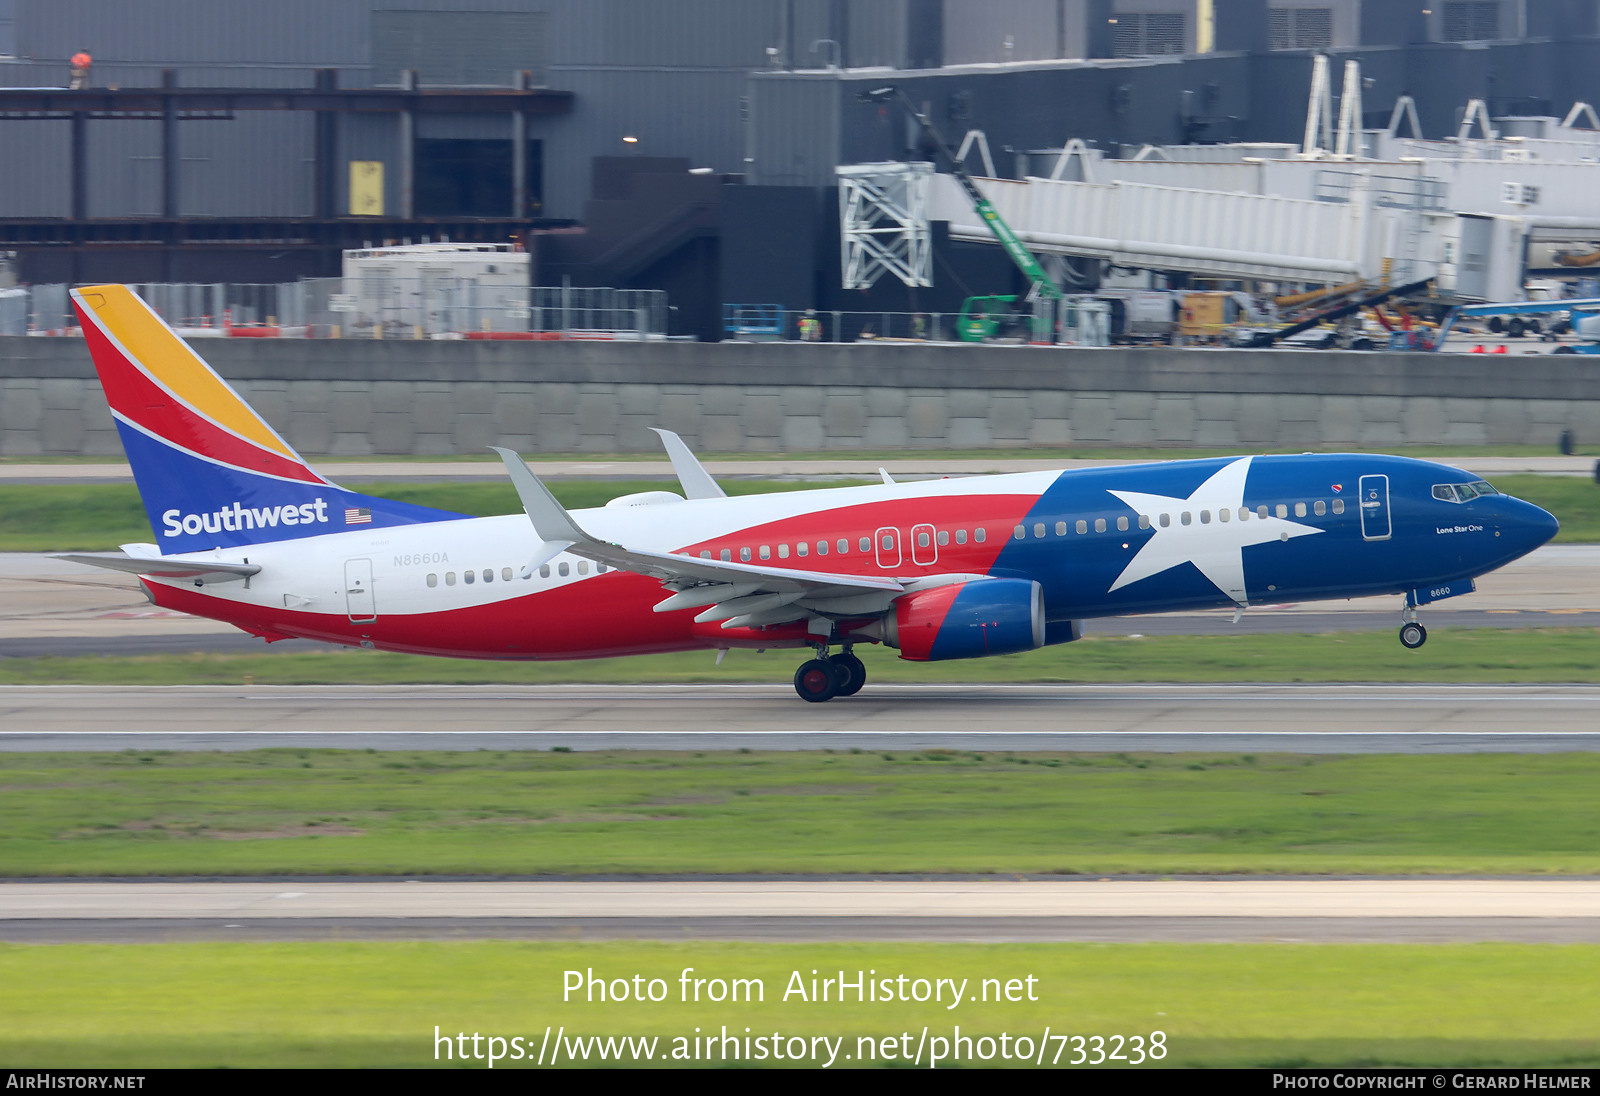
[2,1,1599,337]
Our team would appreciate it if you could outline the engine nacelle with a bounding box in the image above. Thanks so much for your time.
[885,578,1045,661]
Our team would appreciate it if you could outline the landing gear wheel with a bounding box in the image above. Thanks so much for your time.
[794,659,839,703]
[830,652,867,697]
[1399,622,1427,649]
[1508,318,1526,338]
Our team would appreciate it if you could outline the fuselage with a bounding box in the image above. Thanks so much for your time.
[139,453,1558,661]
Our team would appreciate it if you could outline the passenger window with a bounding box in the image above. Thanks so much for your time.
[502,567,513,581]
[1055,521,1067,536]
[1031,523,1043,539]
[464,570,475,585]
[917,531,930,548]
[598,564,608,573]
[1160,514,1171,528]
[1076,519,1088,534]
[759,546,771,560]
[721,549,732,562]
[778,544,789,558]
[700,550,711,559]
[1276,504,1288,518]
[955,529,968,544]
[839,539,850,553]
[817,541,828,556]
[1218,508,1230,523]
[558,562,570,577]
[1314,501,1326,516]
[1199,511,1210,525]
[426,573,438,588]
[446,572,456,586]
[1094,518,1106,532]
[797,542,808,557]
[1117,516,1129,531]
[881,534,893,550]
[937,530,949,546]
[1138,515,1151,530]
[1294,503,1307,518]
[577,562,589,575]
[859,537,870,552]
[539,565,550,578]
[1257,505,1269,519]
[1333,499,1345,514]
[483,568,494,582]
[1014,525,1026,540]
[975,528,986,543]
[1181,512,1192,526]
[1238,508,1249,521]
[740,548,751,562]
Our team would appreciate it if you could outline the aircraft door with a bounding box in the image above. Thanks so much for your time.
[874,527,902,569]
[344,558,377,622]
[1358,475,1391,541]
[910,523,938,566]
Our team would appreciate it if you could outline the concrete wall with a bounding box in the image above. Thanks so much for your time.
[3,337,1598,457]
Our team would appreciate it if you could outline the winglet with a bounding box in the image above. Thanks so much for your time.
[649,427,726,499]
[491,447,586,548]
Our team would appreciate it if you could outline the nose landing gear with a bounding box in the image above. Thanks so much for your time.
[793,646,868,702]
[1398,605,1427,649]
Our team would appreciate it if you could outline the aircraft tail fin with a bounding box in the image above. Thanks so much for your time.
[71,285,464,554]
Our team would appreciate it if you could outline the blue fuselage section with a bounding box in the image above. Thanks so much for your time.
[987,454,1557,622]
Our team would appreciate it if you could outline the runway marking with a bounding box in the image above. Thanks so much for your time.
[5,729,1599,738]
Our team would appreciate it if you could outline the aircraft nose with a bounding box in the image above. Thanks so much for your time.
[1502,497,1559,556]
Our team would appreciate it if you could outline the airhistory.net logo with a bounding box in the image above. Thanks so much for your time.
[161,498,330,538]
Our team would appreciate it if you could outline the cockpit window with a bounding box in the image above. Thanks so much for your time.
[1433,480,1498,503]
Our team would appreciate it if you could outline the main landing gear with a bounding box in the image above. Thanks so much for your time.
[1398,605,1427,649]
[793,647,868,703]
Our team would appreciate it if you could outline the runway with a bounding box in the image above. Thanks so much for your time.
[5,454,1596,485]
[4,683,1600,752]
[7,544,1596,655]
[3,880,1598,943]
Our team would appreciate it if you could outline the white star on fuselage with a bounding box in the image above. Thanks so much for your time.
[1107,456,1322,605]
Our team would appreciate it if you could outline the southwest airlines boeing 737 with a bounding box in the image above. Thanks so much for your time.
[61,285,1558,702]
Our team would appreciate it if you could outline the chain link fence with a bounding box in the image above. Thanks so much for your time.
[0,279,670,340]
[728,299,1111,346]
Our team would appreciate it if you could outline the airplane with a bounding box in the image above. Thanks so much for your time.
[60,285,1560,703]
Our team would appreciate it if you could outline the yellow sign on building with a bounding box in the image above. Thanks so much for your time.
[349,161,384,217]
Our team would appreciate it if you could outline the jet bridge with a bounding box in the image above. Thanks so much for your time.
[925,172,1379,284]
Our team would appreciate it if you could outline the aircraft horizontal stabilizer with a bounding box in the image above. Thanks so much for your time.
[56,552,261,583]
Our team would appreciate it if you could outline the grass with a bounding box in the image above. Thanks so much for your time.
[0,473,1594,552]
[3,750,1599,877]
[1,628,1597,686]
[0,478,870,552]
[7,442,1597,464]
[0,941,1597,1067]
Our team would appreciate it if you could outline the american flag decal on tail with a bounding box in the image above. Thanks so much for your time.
[344,507,372,525]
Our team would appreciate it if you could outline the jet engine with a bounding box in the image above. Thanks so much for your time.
[884,578,1045,661]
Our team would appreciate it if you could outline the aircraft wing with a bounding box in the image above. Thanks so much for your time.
[493,447,904,627]
[650,427,726,499]
[55,552,261,583]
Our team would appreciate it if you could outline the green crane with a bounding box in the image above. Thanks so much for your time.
[862,85,1062,341]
